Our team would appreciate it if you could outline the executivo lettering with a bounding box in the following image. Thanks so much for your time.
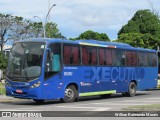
[85,67,145,81]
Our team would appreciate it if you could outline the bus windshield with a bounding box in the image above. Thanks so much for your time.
[7,42,45,81]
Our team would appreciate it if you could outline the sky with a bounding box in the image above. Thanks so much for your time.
[0,0,160,40]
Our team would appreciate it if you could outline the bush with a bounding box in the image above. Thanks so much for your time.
[0,52,8,70]
[0,82,5,95]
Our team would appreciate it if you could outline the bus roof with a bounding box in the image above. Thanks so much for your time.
[16,38,156,53]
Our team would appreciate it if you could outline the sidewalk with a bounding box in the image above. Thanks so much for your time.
[0,95,24,102]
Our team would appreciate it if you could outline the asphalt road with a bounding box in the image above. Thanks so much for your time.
[0,90,160,111]
[0,90,160,119]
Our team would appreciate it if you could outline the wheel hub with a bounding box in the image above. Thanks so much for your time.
[65,88,74,99]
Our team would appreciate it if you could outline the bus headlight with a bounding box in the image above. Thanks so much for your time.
[30,81,41,88]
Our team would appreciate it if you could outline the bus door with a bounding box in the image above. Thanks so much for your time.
[43,43,62,99]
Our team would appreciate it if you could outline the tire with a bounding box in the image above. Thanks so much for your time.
[33,99,45,104]
[100,94,112,98]
[127,82,137,97]
[62,85,78,103]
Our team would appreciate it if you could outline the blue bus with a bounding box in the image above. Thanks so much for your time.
[5,38,158,103]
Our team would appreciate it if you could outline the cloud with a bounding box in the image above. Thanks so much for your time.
[0,0,160,40]
[54,0,160,39]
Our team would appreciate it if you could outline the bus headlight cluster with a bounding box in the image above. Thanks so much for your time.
[30,81,41,88]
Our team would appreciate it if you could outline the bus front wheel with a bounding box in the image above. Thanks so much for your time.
[62,85,78,103]
[127,82,137,97]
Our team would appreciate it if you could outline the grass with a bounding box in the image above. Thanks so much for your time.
[123,104,160,111]
[0,82,5,95]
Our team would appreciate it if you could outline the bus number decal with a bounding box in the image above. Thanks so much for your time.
[64,72,73,76]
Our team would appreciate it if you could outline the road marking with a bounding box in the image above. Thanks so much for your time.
[122,100,160,103]
[145,97,160,100]
[91,103,148,105]
[92,108,111,111]
[57,106,99,109]
[57,105,111,111]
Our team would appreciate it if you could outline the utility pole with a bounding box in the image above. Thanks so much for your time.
[48,0,51,22]
[34,1,56,38]
[44,3,56,38]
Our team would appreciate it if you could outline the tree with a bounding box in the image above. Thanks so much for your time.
[0,13,14,51]
[118,9,160,49]
[0,52,7,70]
[45,22,66,38]
[30,22,43,38]
[0,13,66,51]
[0,14,38,50]
[9,16,46,40]
[117,33,159,49]
[70,30,110,41]
[118,9,160,38]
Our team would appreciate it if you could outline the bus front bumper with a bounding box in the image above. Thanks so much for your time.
[6,86,40,99]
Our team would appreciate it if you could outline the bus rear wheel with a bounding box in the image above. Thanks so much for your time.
[127,82,137,97]
[62,85,78,103]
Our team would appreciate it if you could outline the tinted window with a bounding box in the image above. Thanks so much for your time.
[99,48,105,65]
[82,47,89,65]
[114,50,125,66]
[126,51,137,66]
[147,53,157,67]
[106,49,113,65]
[63,46,71,64]
[82,47,97,65]
[63,45,80,65]
[72,46,79,64]
[138,52,147,66]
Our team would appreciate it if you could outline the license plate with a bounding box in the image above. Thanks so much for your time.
[16,89,23,94]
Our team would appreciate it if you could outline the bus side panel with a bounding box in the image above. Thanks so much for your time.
[42,75,64,99]
[137,67,158,90]
[41,66,157,99]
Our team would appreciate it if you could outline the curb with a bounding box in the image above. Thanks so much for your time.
[0,98,27,103]
[0,95,25,102]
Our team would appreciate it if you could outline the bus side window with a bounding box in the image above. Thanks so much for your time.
[72,46,79,65]
[106,49,113,65]
[147,53,157,67]
[152,53,157,66]
[63,46,72,64]
[126,51,137,66]
[82,47,89,65]
[90,48,97,65]
[63,45,80,65]
[99,48,105,65]
[82,47,97,65]
[114,50,125,66]
[138,52,147,66]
